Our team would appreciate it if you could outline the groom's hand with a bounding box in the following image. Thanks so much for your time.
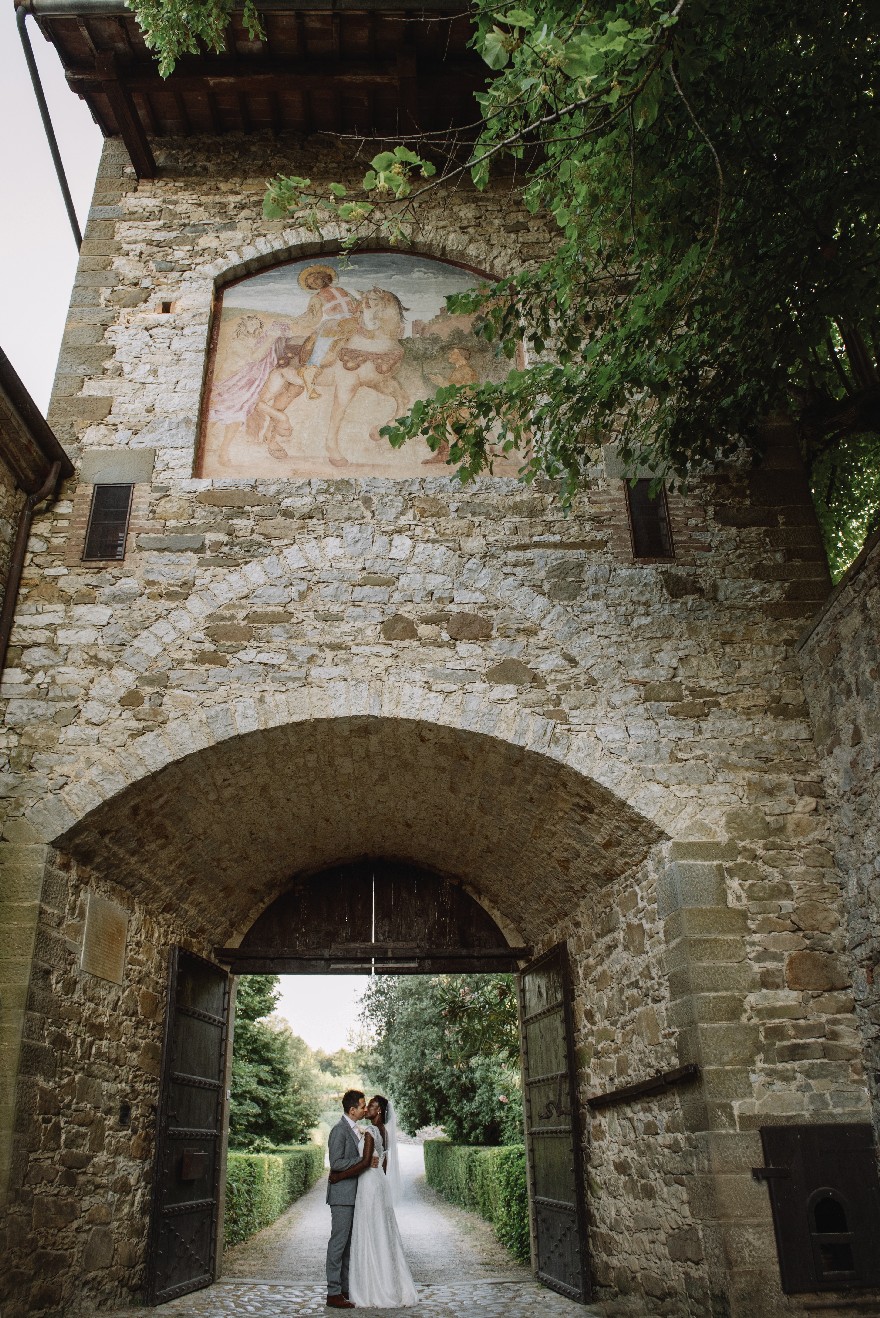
[329,1134,375,1184]
[328,1161,368,1184]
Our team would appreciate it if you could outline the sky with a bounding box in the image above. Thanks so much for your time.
[1,7,103,409]
[274,975,371,1053]
[1,19,370,1054]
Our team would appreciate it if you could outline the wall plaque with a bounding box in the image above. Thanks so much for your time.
[81,892,129,984]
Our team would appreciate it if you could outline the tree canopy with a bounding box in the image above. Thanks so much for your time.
[229,975,321,1149]
[132,0,880,577]
[359,974,523,1146]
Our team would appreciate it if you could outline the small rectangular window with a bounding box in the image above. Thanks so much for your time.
[625,479,674,559]
[82,483,133,562]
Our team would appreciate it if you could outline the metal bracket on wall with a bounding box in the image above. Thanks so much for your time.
[751,1166,791,1182]
[586,1062,701,1110]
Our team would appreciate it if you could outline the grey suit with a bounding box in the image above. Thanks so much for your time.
[325,1116,363,1296]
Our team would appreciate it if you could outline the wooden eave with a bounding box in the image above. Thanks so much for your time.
[25,0,487,178]
[0,348,74,495]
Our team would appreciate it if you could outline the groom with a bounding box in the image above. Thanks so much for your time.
[326,1089,370,1309]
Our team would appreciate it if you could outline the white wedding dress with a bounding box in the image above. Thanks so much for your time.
[348,1121,418,1307]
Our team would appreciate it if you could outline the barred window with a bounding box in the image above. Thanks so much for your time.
[82,483,133,562]
[625,479,674,559]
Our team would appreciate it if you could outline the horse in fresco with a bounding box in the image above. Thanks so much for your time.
[316,288,411,467]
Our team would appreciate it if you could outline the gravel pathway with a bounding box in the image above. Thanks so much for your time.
[222,1144,530,1286]
[106,1145,603,1316]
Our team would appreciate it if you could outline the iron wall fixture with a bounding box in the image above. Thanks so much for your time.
[587,1063,701,1110]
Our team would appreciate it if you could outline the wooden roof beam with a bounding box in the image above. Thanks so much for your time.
[204,83,222,134]
[93,51,156,176]
[66,56,477,90]
[396,45,418,134]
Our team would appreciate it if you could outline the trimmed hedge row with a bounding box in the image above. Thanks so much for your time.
[224,1143,324,1247]
[423,1141,530,1263]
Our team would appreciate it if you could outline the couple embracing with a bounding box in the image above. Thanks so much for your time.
[325,1089,418,1309]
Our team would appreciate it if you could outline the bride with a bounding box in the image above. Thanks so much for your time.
[328,1094,418,1307]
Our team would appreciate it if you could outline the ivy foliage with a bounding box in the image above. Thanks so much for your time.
[131,0,880,576]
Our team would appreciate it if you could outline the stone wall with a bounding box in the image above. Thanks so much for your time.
[0,462,34,1232]
[798,530,880,1140]
[563,857,709,1316]
[0,133,875,1318]
[0,853,202,1318]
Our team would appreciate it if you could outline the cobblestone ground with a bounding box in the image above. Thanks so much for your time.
[108,1279,598,1317]
[107,1147,601,1317]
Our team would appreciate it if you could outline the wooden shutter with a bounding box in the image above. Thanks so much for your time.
[625,479,673,559]
[83,483,133,561]
[758,1124,880,1293]
[146,949,230,1306]
[519,943,591,1302]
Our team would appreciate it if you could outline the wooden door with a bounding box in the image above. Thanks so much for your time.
[759,1124,880,1292]
[519,943,590,1302]
[219,860,527,974]
[146,948,231,1305]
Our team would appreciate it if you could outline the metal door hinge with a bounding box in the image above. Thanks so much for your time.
[752,1166,790,1181]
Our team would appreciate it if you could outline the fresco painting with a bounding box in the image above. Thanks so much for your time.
[199,254,524,478]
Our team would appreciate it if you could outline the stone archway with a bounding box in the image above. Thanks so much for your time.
[52,714,664,953]
[147,857,534,1306]
[3,712,677,1318]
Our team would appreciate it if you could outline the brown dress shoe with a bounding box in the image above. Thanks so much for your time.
[326,1296,355,1309]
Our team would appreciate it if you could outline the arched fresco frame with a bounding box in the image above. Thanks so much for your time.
[195,249,526,480]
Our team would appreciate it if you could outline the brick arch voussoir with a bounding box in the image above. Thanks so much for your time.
[195,224,511,293]
[121,536,631,703]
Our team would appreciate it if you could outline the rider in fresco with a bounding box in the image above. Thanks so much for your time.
[288,264,361,397]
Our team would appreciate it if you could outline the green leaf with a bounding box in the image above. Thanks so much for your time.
[370,151,399,171]
[337,202,374,221]
[481,27,511,70]
[504,8,535,28]
[471,158,490,190]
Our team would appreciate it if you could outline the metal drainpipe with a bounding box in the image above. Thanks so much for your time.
[16,2,82,249]
[0,461,63,680]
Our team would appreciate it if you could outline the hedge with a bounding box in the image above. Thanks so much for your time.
[224,1143,324,1247]
[424,1141,530,1263]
